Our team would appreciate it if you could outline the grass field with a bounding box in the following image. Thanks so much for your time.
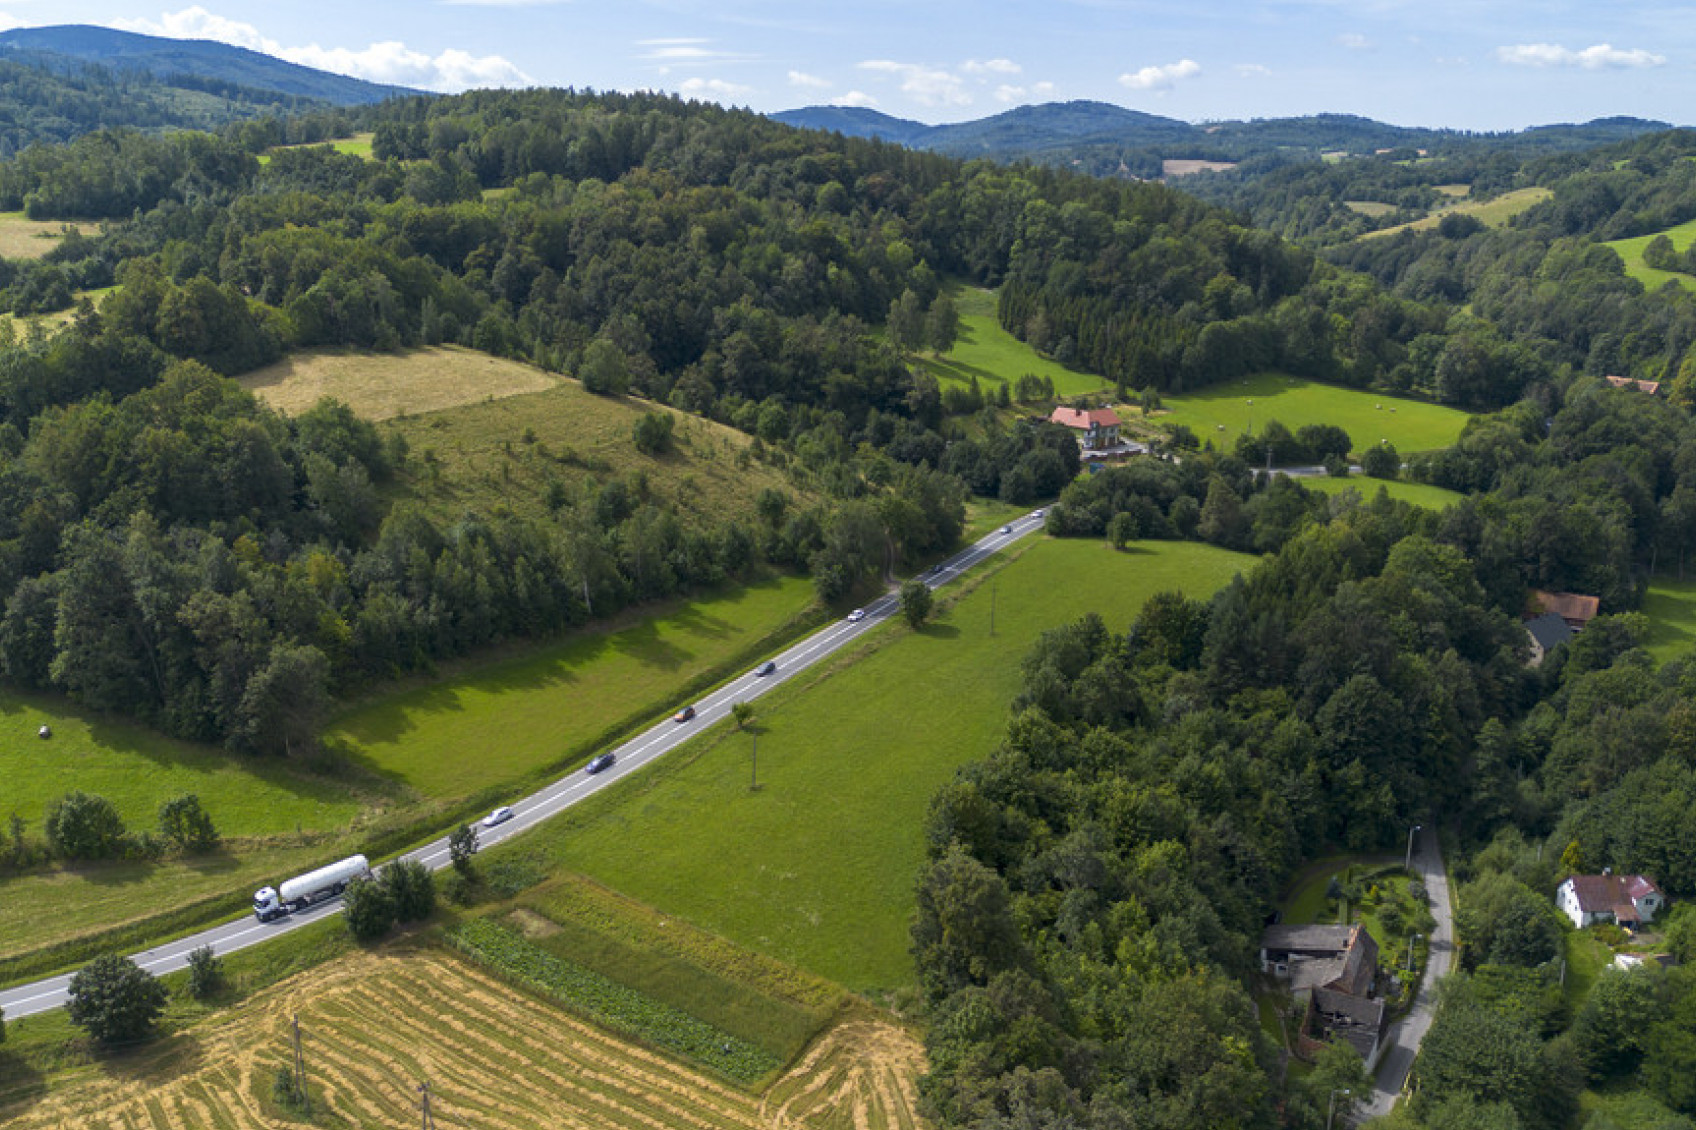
[0,212,98,260]
[1643,574,1696,662]
[1343,201,1397,217]
[1606,216,1696,293]
[503,537,1252,993]
[1562,928,1616,1012]
[913,285,1113,398]
[258,132,376,166]
[240,345,558,420]
[326,575,818,800]
[1297,473,1465,510]
[1160,372,1471,457]
[0,942,926,1130]
[1362,186,1552,240]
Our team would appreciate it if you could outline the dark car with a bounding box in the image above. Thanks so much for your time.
[586,753,616,774]
[674,705,696,722]
[755,660,777,677]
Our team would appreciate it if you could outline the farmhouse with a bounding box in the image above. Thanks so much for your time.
[1523,611,1574,667]
[1605,375,1661,395]
[1049,405,1122,450]
[1557,873,1665,930]
[1532,590,1600,633]
[1261,924,1386,1066]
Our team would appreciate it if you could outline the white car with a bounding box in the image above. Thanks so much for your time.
[1033,509,1045,518]
[482,806,514,828]
[847,608,866,622]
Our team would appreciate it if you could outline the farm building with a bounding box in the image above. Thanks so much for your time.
[1557,873,1665,930]
[1261,924,1387,1067]
[1532,590,1599,633]
[1049,406,1122,450]
[1524,611,1574,666]
[1605,375,1661,394]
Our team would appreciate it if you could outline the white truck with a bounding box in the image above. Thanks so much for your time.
[253,854,372,922]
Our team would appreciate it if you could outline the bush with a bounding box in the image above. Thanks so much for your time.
[185,944,223,999]
[901,579,934,628]
[632,411,674,455]
[45,791,127,860]
[66,954,168,1044]
[273,1064,307,1112]
[158,794,218,854]
[1362,442,1400,479]
[341,875,396,941]
[448,823,478,875]
[380,859,436,923]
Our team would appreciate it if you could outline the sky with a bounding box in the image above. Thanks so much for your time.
[4,1,1695,131]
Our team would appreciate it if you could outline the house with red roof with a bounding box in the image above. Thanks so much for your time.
[1532,590,1600,633]
[1049,405,1122,450]
[1605,375,1661,395]
[1558,872,1665,930]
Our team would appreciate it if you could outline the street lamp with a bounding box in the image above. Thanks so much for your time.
[1407,932,1421,973]
[1405,824,1422,873]
[1246,398,1253,436]
[1327,1088,1351,1130]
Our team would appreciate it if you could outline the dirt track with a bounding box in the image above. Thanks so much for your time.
[1,949,928,1130]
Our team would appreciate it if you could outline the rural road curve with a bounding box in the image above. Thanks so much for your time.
[1357,824,1455,1121]
[0,509,1050,1019]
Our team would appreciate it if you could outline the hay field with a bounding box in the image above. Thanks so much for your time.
[1361,186,1552,239]
[0,948,926,1130]
[0,212,99,260]
[241,345,557,420]
[1162,159,1236,177]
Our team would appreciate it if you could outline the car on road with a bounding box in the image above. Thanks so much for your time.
[673,704,696,722]
[1001,524,1013,534]
[847,608,866,622]
[1033,509,1044,518]
[482,805,514,828]
[754,660,777,676]
[586,753,616,774]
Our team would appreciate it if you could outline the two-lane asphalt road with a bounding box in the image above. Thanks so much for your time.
[0,509,1049,1020]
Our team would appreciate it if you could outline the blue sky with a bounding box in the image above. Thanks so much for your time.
[7,1,1694,130]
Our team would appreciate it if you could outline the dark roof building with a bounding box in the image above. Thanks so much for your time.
[1524,611,1574,666]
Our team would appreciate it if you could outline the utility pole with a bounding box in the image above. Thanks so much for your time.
[419,1081,436,1130]
[293,1013,309,1115]
[1405,824,1423,873]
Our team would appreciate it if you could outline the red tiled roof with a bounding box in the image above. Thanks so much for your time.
[1626,875,1663,900]
[1568,873,1656,915]
[1606,375,1661,394]
[1534,590,1600,625]
[1049,406,1122,429]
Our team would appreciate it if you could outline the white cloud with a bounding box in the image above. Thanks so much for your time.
[857,59,971,106]
[0,12,25,33]
[1236,63,1273,77]
[1338,32,1372,50]
[1496,42,1666,69]
[679,76,753,101]
[788,69,830,88]
[830,90,878,108]
[994,80,1056,103]
[1118,58,1201,91]
[110,7,528,90]
[963,58,1021,76]
[642,44,715,60]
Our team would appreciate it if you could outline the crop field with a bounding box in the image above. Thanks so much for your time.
[512,537,1253,993]
[1642,574,1696,662]
[1297,473,1464,510]
[0,212,98,260]
[1606,216,1696,293]
[1361,186,1552,239]
[914,285,1112,398]
[240,345,558,420]
[0,947,926,1130]
[326,574,818,800]
[1159,372,1470,456]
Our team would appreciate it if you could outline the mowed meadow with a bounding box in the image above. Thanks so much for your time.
[914,285,1113,398]
[1159,371,1471,457]
[1606,215,1696,293]
[511,536,1254,993]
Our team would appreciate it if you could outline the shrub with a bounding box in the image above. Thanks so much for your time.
[380,859,436,923]
[901,579,934,628]
[448,823,478,874]
[66,954,168,1044]
[45,791,127,860]
[186,945,223,999]
[1362,441,1400,479]
[342,875,396,941]
[632,411,674,455]
[158,794,218,854]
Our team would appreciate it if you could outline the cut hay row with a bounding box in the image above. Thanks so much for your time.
[1,948,927,1130]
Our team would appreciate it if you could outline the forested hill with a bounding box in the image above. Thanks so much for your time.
[0,25,416,105]
[776,100,1670,179]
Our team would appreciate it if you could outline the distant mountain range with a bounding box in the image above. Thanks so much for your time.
[0,25,417,107]
[773,101,1675,173]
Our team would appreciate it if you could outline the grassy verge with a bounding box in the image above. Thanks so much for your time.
[1643,573,1696,663]
[490,537,1252,994]
[447,917,780,1085]
[912,284,1113,398]
[1159,372,1471,458]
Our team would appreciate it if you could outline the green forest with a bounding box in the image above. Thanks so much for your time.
[1,83,1696,1129]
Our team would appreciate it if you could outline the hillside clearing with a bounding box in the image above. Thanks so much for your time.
[913,285,1112,398]
[0,946,927,1130]
[1643,573,1696,662]
[1158,372,1470,456]
[0,212,99,260]
[1361,186,1552,239]
[1298,474,1464,510]
[240,345,557,419]
[514,537,1253,993]
[1605,216,1696,294]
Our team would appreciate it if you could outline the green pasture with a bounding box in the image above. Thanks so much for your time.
[1643,574,1696,663]
[1297,473,1464,510]
[516,537,1252,994]
[1161,372,1470,457]
[1362,186,1552,240]
[913,285,1113,398]
[1606,216,1696,293]
[326,575,818,799]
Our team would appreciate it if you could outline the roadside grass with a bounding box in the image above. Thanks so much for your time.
[962,496,1032,540]
[0,213,99,260]
[1361,186,1552,240]
[240,344,557,420]
[325,574,819,800]
[1159,371,1470,457]
[1297,474,1465,510]
[381,372,801,529]
[499,537,1252,994]
[912,284,1113,398]
[1605,216,1696,293]
[1642,573,1696,663]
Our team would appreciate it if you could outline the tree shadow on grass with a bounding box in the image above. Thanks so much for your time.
[93,1029,203,1086]
[919,622,961,640]
[0,1050,46,1121]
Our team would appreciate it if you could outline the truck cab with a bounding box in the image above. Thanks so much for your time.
[253,886,283,922]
